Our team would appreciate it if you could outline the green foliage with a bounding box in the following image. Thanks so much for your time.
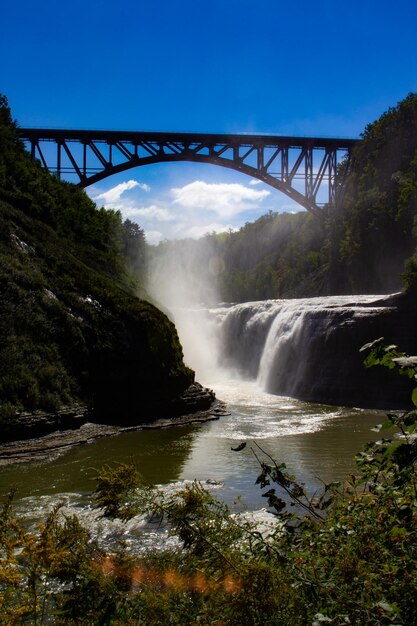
[0,95,193,426]
[121,219,147,281]
[361,337,417,398]
[334,93,417,293]
[2,401,416,625]
[149,93,417,301]
[93,463,146,521]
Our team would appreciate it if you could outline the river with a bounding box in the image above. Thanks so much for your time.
[0,296,386,548]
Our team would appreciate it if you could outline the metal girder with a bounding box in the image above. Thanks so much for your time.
[18,128,358,214]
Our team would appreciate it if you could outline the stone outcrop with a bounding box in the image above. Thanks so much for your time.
[0,397,228,466]
[219,293,417,410]
[0,383,220,445]
[169,382,216,416]
[1,405,88,443]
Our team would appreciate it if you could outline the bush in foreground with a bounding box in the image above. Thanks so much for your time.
[1,343,417,624]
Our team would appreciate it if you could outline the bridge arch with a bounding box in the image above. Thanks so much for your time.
[19,129,357,216]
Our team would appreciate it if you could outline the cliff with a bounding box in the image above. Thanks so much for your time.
[0,96,215,442]
[219,294,417,409]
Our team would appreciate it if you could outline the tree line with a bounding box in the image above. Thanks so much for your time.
[147,93,417,303]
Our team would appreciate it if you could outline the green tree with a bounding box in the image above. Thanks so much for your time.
[121,218,147,277]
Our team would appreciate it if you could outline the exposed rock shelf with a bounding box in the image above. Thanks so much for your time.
[0,396,228,466]
[1,405,88,444]
[0,382,224,451]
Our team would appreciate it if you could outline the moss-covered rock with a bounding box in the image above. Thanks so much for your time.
[0,95,206,439]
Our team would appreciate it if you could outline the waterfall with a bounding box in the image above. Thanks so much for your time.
[166,293,409,408]
[217,300,280,378]
[257,302,314,393]
[213,295,405,407]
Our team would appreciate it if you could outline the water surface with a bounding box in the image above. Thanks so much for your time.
[0,296,387,547]
[1,379,382,511]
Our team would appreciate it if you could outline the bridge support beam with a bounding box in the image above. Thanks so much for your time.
[18,128,357,215]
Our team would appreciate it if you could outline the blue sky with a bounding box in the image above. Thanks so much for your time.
[2,0,417,243]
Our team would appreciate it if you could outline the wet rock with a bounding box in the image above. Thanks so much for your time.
[265,293,417,409]
[0,399,227,466]
[1,405,88,444]
[169,382,216,415]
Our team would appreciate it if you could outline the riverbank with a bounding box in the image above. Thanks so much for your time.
[0,398,228,467]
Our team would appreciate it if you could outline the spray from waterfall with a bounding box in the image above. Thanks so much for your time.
[146,238,228,382]
[146,236,393,404]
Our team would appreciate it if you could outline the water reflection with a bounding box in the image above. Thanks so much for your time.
[178,381,382,510]
[0,425,199,500]
[0,381,383,516]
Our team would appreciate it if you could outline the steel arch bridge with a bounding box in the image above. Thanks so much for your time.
[18,128,358,216]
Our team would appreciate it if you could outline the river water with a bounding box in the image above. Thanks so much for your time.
[0,297,386,547]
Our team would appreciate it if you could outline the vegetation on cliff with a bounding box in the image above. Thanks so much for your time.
[334,92,417,294]
[149,93,417,303]
[0,95,193,431]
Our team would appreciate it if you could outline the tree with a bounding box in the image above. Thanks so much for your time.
[121,218,147,276]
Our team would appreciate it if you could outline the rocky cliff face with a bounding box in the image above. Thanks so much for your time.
[218,294,417,409]
[0,96,217,442]
[0,196,219,442]
[270,295,417,408]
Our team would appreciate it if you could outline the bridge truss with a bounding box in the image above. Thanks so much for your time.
[18,129,357,215]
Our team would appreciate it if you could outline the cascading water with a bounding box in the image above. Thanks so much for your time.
[257,301,313,392]
[146,240,399,405]
[2,293,393,544]
[204,295,399,406]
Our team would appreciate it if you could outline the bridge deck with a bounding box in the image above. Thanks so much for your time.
[18,128,359,214]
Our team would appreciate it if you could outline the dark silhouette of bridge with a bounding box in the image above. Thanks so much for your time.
[18,128,358,215]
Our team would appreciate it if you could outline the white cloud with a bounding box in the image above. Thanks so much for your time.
[94,180,150,205]
[145,230,165,245]
[129,205,175,222]
[90,180,162,222]
[171,180,270,218]
[249,178,263,185]
[87,176,282,245]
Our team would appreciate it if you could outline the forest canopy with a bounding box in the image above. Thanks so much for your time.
[148,93,417,303]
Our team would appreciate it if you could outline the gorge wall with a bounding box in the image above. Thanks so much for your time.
[215,293,417,409]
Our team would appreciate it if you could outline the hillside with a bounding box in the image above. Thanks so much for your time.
[0,96,214,441]
[333,92,417,294]
[150,93,417,303]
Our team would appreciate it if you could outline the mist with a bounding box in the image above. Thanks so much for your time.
[146,237,227,382]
